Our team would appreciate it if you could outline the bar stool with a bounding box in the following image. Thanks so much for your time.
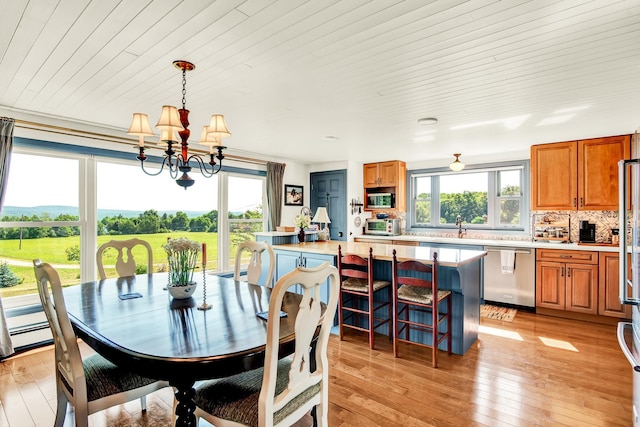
[392,250,452,367]
[337,245,391,349]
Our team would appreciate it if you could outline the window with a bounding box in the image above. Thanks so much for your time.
[227,174,265,270]
[0,140,267,350]
[409,161,529,231]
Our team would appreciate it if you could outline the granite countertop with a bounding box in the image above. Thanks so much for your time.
[272,241,486,267]
[354,234,620,253]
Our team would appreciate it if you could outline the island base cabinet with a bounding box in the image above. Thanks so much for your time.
[273,249,336,305]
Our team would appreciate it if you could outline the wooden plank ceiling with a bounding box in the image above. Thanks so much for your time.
[0,0,639,165]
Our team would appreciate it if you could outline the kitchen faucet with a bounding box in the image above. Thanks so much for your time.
[456,215,466,238]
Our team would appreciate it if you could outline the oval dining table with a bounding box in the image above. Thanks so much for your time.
[62,272,311,427]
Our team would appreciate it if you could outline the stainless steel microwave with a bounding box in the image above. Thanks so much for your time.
[367,192,393,209]
[364,218,401,236]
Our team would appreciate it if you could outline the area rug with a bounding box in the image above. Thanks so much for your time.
[480,304,517,322]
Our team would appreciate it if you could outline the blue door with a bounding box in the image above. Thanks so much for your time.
[310,170,346,241]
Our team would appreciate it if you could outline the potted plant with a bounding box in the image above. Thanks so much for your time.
[163,237,201,299]
[294,214,311,243]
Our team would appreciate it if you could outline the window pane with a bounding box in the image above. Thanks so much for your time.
[228,176,264,269]
[1,153,79,218]
[499,170,521,196]
[439,173,488,224]
[500,199,521,225]
[97,161,219,273]
[414,177,431,223]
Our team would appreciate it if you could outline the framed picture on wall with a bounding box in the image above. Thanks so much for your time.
[284,184,303,206]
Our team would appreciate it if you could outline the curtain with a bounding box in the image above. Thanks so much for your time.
[266,162,286,230]
[0,117,14,357]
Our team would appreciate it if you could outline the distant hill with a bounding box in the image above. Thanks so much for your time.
[0,205,211,220]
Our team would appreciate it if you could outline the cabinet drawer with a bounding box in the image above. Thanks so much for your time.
[536,249,597,264]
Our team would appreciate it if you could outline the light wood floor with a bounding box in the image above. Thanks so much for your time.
[0,311,633,426]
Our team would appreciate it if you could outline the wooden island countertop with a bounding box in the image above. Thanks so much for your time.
[271,240,487,267]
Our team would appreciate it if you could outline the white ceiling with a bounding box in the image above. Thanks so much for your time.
[1,0,640,166]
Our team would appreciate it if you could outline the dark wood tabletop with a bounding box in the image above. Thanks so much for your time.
[63,272,307,426]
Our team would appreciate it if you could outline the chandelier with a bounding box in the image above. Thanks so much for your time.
[127,60,231,188]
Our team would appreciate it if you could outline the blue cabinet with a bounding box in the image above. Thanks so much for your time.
[273,249,336,304]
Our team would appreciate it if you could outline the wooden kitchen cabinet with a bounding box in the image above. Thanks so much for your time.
[530,135,630,210]
[363,160,406,211]
[598,252,632,318]
[536,249,598,314]
[531,141,577,210]
[364,160,405,188]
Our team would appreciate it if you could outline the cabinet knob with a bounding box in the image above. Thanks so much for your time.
[561,267,565,277]
[580,197,583,207]
[567,267,571,277]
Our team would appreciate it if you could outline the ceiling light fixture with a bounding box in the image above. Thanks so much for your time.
[449,153,465,171]
[127,60,231,189]
[418,117,438,126]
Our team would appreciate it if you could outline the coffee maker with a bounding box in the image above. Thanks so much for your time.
[579,220,596,243]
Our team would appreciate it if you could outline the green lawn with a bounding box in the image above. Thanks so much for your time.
[0,232,224,298]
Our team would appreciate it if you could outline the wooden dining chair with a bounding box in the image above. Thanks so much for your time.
[193,262,339,427]
[32,259,169,427]
[391,250,452,367]
[337,245,392,350]
[96,238,153,280]
[234,240,275,287]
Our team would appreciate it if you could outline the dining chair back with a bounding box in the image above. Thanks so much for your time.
[193,262,340,427]
[234,240,275,287]
[96,238,153,280]
[337,245,392,349]
[33,259,168,427]
[391,250,452,367]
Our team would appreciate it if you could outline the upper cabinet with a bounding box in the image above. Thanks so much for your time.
[363,160,406,211]
[531,135,630,210]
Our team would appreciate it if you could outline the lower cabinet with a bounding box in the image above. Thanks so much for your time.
[598,252,631,318]
[273,249,336,304]
[536,250,598,314]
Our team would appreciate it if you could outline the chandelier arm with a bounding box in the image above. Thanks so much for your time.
[139,156,174,177]
[186,154,222,177]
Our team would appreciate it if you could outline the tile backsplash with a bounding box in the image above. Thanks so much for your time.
[404,210,620,243]
[531,210,619,243]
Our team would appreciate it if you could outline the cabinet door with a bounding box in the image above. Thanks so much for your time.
[578,135,630,210]
[536,261,565,310]
[565,263,598,314]
[378,161,399,187]
[302,253,336,304]
[598,252,632,318]
[531,141,577,210]
[274,250,301,285]
[363,163,380,188]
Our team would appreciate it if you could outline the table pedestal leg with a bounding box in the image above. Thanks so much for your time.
[172,381,196,427]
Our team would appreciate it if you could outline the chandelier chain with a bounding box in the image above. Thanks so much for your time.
[181,68,187,110]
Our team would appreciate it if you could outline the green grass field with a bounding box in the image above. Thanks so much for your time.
[0,232,228,298]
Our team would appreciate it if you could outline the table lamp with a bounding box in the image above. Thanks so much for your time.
[312,207,331,241]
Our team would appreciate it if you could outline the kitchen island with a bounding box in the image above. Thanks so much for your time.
[271,241,486,355]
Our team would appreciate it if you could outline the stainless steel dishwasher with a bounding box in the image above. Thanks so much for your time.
[483,246,535,308]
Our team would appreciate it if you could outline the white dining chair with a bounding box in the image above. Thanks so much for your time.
[193,261,339,427]
[234,240,275,287]
[33,259,169,427]
[96,238,153,280]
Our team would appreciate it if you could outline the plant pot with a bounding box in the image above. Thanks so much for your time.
[297,230,305,244]
[167,282,197,299]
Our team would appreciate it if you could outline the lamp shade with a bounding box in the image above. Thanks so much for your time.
[127,113,155,136]
[207,114,231,139]
[449,153,465,171]
[158,128,179,144]
[312,207,331,224]
[156,105,185,130]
